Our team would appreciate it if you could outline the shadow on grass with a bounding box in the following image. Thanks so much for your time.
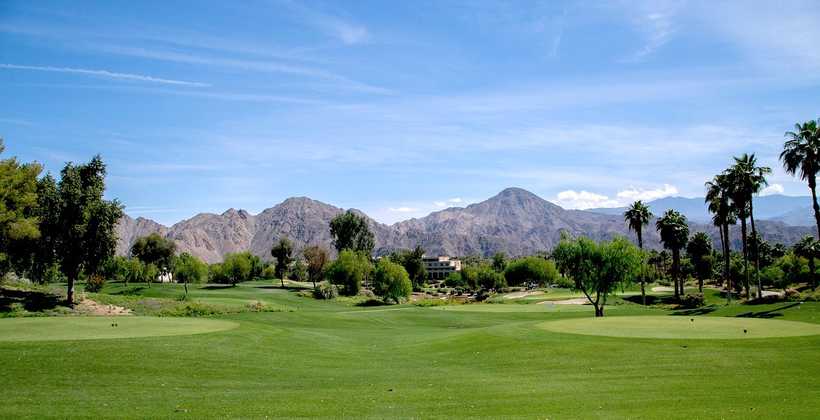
[356,299,389,307]
[735,302,802,319]
[0,287,63,313]
[671,305,718,316]
[201,284,237,290]
[622,294,679,305]
[112,286,147,295]
[255,285,312,291]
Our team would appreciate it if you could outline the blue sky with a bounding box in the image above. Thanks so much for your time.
[1,0,819,225]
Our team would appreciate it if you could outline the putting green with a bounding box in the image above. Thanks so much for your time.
[538,315,820,339]
[0,316,238,342]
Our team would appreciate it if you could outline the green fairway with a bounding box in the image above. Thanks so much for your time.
[539,315,820,339]
[1,282,820,418]
[0,316,238,342]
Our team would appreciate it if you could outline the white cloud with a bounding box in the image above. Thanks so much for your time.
[282,1,370,45]
[619,1,681,61]
[553,190,620,209]
[0,63,209,87]
[616,184,679,202]
[760,183,784,196]
[433,201,446,207]
[448,197,463,203]
[388,206,418,213]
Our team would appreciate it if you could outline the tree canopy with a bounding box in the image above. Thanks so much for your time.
[130,233,176,271]
[271,237,294,287]
[373,258,412,303]
[329,211,375,255]
[552,236,641,317]
[0,139,43,276]
[325,249,372,296]
[503,256,559,287]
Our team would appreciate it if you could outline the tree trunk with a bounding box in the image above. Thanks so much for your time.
[673,249,680,300]
[810,258,817,289]
[749,201,762,299]
[723,222,732,302]
[594,305,604,317]
[66,275,75,306]
[281,277,285,288]
[638,231,646,306]
[184,281,189,297]
[740,217,750,298]
[810,176,820,239]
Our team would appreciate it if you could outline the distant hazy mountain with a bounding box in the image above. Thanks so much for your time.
[116,188,815,263]
[588,194,815,225]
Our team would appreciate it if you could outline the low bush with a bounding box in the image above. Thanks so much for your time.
[313,281,338,300]
[679,293,705,308]
[84,274,106,293]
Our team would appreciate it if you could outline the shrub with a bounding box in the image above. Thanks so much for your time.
[325,250,372,296]
[504,257,559,287]
[679,293,705,308]
[313,281,338,300]
[477,268,506,290]
[551,275,574,289]
[372,258,412,304]
[444,271,465,288]
[85,273,106,293]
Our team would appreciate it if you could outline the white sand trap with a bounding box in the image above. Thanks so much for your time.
[503,291,544,299]
[538,297,589,305]
[651,286,674,292]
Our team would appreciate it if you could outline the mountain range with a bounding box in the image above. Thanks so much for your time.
[588,194,815,226]
[116,188,816,263]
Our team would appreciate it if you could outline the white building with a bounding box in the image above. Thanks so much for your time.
[423,255,462,281]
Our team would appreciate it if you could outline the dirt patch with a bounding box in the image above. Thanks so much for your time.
[538,297,589,305]
[75,299,132,316]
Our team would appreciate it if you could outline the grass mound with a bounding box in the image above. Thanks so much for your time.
[538,315,820,339]
[0,316,238,342]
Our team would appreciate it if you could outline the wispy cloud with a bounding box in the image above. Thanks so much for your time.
[760,183,785,196]
[280,0,370,45]
[618,1,681,62]
[0,63,209,87]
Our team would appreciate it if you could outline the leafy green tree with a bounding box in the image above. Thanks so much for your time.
[727,153,770,298]
[390,246,427,290]
[373,258,412,303]
[303,245,329,288]
[221,252,253,286]
[705,173,736,295]
[124,257,144,286]
[325,250,372,296]
[101,256,130,284]
[491,252,507,272]
[686,232,713,292]
[655,210,690,300]
[291,259,308,282]
[552,236,641,317]
[143,263,159,286]
[503,256,559,287]
[174,252,208,297]
[37,155,123,304]
[444,271,465,288]
[271,237,294,287]
[329,210,375,254]
[782,119,820,238]
[0,139,43,276]
[624,200,652,304]
[793,235,818,288]
[477,267,506,290]
[130,233,176,274]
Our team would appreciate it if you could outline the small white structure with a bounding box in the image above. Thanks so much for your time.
[157,271,173,283]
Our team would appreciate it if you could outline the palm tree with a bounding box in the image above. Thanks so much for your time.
[793,235,819,289]
[624,200,652,305]
[705,174,736,296]
[727,153,771,299]
[656,209,689,300]
[782,119,820,238]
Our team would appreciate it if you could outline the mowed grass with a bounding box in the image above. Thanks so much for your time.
[1,281,820,418]
[539,315,820,339]
[0,317,237,342]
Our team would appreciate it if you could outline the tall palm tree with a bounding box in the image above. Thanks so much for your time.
[656,209,689,300]
[727,153,771,299]
[624,200,652,305]
[705,174,736,296]
[782,119,820,238]
[794,235,819,289]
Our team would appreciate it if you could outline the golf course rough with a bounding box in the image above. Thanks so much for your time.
[0,316,238,342]
[538,315,820,339]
